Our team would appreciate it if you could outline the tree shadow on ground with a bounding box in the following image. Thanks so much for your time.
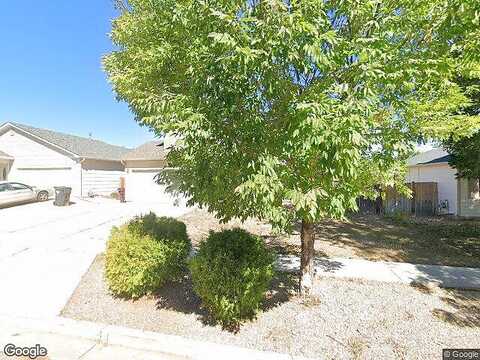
[432,289,480,327]
[313,215,480,267]
[153,271,298,332]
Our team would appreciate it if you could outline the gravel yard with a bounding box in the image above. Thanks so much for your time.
[62,254,480,359]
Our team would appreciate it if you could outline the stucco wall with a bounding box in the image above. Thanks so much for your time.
[406,163,458,215]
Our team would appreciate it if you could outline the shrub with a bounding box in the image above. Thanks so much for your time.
[189,228,275,327]
[105,213,191,298]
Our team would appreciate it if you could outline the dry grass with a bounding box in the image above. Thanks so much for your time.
[432,289,480,327]
[178,209,480,267]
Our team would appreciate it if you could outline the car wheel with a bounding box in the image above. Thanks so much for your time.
[37,191,49,202]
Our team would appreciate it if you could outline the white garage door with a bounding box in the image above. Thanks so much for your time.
[126,169,178,203]
[13,168,74,190]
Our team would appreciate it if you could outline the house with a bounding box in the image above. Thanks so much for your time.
[0,122,130,197]
[121,140,176,203]
[406,148,480,217]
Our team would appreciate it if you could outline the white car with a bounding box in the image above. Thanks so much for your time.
[0,181,51,207]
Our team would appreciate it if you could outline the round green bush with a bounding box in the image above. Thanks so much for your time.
[105,212,191,298]
[189,228,275,327]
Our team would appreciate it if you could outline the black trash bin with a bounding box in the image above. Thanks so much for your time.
[54,186,72,206]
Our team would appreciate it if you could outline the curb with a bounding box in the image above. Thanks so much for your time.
[0,314,316,360]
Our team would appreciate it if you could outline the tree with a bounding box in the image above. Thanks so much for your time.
[105,0,480,295]
[444,131,480,197]
[443,72,480,191]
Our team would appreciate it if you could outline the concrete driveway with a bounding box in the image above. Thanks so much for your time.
[0,197,192,318]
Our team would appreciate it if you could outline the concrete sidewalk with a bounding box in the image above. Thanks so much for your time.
[277,255,480,289]
[0,315,313,360]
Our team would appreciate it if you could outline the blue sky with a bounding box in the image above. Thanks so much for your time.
[0,1,154,148]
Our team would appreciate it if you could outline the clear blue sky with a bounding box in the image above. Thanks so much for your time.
[0,1,155,148]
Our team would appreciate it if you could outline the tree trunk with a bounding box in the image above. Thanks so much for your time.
[300,220,315,296]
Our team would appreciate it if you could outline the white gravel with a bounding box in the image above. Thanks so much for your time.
[62,255,480,360]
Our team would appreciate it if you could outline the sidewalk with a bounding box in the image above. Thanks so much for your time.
[277,255,480,289]
[0,315,313,360]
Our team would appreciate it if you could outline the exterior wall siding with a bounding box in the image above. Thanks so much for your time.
[81,159,125,196]
[406,163,458,215]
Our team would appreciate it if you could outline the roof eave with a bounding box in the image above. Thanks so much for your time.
[123,158,166,162]
[409,161,450,167]
[0,122,81,159]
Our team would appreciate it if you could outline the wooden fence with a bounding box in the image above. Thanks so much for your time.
[384,182,438,217]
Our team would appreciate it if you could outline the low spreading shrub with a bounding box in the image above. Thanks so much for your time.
[189,228,274,328]
[105,213,191,298]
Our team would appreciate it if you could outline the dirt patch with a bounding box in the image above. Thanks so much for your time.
[62,255,480,359]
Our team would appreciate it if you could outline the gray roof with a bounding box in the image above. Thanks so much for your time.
[407,148,450,166]
[0,122,131,161]
[123,141,166,161]
[0,150,13,159]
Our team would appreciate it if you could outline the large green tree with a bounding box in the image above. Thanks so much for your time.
[443,73,480,190]
[106,0,480,294]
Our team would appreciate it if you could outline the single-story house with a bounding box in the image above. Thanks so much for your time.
[406,148,480,217]
[121,140,177,203]
[0,122,130,197]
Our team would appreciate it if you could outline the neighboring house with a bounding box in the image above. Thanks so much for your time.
[406,148,480,217]
[0,122,130,197]
[122,140,174,202]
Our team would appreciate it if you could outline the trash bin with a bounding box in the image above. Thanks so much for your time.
[54,186,72,206]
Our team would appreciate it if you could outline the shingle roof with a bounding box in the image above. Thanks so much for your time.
[122,141,166,161]
[423,154,451,164]
[0,150,13,159]
[0,122,131,161]
[407,148,450,166]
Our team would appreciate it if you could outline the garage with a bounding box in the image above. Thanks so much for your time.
[0,122,130,197]
[125,169,172,202]
[123,141,182,204]
[13,167,75,190]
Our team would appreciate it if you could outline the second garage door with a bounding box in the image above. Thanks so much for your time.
[126,169,179,203]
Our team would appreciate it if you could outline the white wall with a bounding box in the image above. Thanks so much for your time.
[0,129,81,195]
[81,159,125,196]
[406,163,458,215]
